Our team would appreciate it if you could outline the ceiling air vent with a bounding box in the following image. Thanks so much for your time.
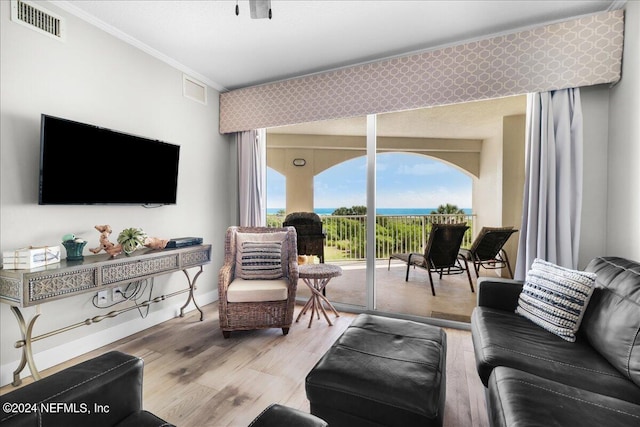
[10,0,65,41]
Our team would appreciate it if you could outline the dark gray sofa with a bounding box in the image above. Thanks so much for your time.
[1,351,329,427]
[471,256,640,426]
[0,351,173,427]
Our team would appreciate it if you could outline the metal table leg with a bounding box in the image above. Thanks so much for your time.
[10,306,41,386]
[180,266,204,321]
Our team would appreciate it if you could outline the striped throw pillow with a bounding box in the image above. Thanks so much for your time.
[516,258,596,342]
[238,241,283,280]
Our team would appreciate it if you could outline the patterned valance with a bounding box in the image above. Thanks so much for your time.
[219,10,624,134]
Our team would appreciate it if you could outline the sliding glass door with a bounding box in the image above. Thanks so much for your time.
[266,115,369,310]
[267,96,523,323]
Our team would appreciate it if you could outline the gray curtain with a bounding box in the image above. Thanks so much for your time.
[237,129,267,226]
[515,88,584,280]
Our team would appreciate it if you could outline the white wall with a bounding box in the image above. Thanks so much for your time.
[502,115,526,272]
[607,1,640,261]
[579,85,610,268]
[0,1,232,386]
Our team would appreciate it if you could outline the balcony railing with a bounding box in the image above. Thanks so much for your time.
[267,213,475,262]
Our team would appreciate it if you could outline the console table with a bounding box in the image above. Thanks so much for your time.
[0,244,211,386]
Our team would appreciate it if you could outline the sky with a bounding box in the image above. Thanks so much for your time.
[267,152,472,210]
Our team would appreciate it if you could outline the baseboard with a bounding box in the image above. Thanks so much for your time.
[0,290,217,388]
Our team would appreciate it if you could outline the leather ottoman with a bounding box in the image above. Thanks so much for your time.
[305,314,447,427]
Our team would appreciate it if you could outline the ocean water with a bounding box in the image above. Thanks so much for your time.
[267,207,472,215]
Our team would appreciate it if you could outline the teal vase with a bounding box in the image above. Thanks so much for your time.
[63,240,87,261]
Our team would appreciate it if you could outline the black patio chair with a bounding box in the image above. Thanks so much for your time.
[283,212,325,263]
[458,226,518,278]
[388,223,473,296]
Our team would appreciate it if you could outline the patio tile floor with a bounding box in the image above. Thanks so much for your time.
[296,259,504,323]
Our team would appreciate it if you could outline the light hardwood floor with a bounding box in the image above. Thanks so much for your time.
[1,304,489,427]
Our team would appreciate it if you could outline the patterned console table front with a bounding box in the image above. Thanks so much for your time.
[0,245,211,386]
[0,245,210,307]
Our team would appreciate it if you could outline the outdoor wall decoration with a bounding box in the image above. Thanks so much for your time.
[219,9,624,134]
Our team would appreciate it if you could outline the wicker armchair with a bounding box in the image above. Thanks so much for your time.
[218,226,299,338]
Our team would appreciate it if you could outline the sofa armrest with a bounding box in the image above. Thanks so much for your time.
[250,404,327,427]
[115,410,175,427]
[477,277,524,312]
[0,351,164,427]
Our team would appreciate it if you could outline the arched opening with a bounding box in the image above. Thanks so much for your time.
[310,152,476,316]
[312,151,475,214]
[266,167,285,225]
[375,152,472,211]
[266,167,285,211]
[315,156,366,213]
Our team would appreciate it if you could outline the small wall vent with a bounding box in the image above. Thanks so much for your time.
[10,0,65,41]
[183,75,208,105]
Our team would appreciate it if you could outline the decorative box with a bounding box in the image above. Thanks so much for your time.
[2,246,61,269]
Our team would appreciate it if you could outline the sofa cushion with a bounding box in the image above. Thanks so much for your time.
[488,367,640,427]
[582,257,640,387]
[516,258,596,342]
[472,306,640,404]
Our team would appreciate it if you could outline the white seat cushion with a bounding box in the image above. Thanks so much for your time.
[227,278,289,303]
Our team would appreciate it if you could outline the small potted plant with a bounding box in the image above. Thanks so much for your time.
[117,227,147,255]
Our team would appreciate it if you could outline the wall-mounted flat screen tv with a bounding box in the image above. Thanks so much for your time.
[39,114,180,205]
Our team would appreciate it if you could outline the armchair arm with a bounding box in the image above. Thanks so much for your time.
[218,263,234,299]
[407,252,423,266]
[285,259,299,321]
[477,277,524,312]
[288,259,299,287]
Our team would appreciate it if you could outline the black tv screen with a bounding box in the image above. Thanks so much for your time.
[39,114,180,205]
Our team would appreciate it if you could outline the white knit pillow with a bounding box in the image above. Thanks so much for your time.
[516,258,596,342]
